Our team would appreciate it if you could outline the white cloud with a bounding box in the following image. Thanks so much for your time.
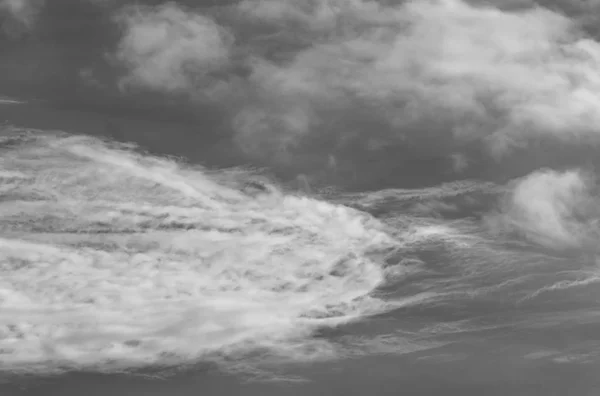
[232,0,600,161]
[489,169,600,249]
[104,0,600,181]
[113,3,233,97]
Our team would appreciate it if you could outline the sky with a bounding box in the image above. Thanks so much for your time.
[5,1,600,383]
[3,0,600,189]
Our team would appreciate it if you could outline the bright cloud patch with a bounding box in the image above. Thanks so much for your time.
[114,3,233,97]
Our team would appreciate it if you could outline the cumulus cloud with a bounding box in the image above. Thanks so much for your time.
[489,169,600,250]
[113,2,234,98]
[229,0,600,162]
[100,0,600,187]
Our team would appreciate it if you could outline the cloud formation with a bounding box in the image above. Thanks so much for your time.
[107,0,600,183]
[233,0,600,155]
[490,169,600,250]
[114,2,234,98]
[7,0,600,187]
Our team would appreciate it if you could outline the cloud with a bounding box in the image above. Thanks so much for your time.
[229,0,600,162]
[8,0,600,187]
[489,169,600,250]
[0,0,44,36]
[113,2,234,98]
[96,0,600,187]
